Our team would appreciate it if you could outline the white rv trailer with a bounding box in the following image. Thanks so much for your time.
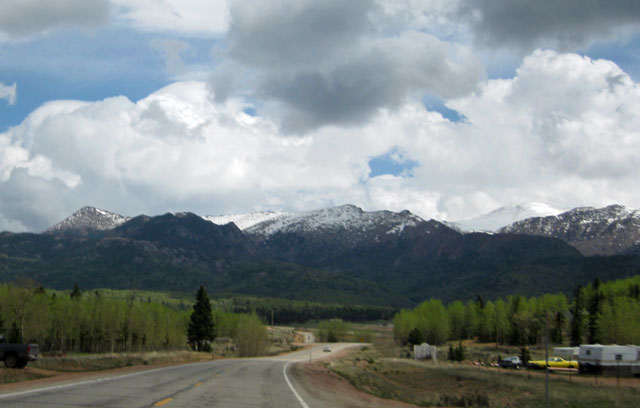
[578,344,640,375]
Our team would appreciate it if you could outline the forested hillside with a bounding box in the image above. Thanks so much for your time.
[393,275,640,346]
[2,211,640,306]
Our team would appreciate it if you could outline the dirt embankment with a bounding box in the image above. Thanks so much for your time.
[289,346,419,408]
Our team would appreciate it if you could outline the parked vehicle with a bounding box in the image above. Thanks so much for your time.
[578,344,640,375]
[323,345,332,352]
[499,356,522,369]
[0,335,39,368]
[528,356,578,369]
[552,347,579,361]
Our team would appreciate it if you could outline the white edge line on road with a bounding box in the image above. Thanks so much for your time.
[283,361,310,408]
[0,360,220,400]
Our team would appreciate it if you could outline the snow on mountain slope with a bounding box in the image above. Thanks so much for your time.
[245,204,425,237]
[499,204,640,255]
[203,211,290,230]
[45,206,130,234]
[452,202,563,232]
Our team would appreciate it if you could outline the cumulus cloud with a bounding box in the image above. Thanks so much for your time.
[210,0,484,133]
[456,0,640,51]
[1,50,640,231]
[0,82,16,105]
[0,0,109,40]
[112,0,229,36]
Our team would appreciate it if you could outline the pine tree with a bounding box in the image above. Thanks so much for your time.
[70,283,82,300]
[570,285,585,346]
[9,321,21,343]
[587,278,602,344]
[188,285,215,351]
[407,327,425,345]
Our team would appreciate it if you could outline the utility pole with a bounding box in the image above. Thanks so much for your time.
[545,312,549,408]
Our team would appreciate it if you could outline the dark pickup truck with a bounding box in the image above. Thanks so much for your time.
[0,335,39,368]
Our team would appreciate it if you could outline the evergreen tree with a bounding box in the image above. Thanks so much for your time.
[188,285,215,351]
[70,283,82,300]
[520,345,531,365]
[407,327,425,345]
[587,278,602,344]
[9,321,21,343]
[570,285,585,346]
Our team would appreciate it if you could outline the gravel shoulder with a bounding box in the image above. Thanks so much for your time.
[288,347,419,408]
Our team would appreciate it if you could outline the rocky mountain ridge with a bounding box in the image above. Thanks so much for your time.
[45,206,130,235]
[499,204,640,256]
[42,203,640,257]
[5,204,636,304]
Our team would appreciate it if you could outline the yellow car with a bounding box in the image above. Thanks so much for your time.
[528,357,578,369]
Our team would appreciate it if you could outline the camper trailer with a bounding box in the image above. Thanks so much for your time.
[578,344,640,375]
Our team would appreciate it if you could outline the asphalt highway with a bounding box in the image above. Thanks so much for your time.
[0,343,360,408]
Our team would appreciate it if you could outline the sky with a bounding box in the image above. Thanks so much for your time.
[2,0,640,232]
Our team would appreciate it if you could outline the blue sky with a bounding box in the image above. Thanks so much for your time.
[2,0,640,232]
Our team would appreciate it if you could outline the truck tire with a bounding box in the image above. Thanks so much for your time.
[4,352,18,368]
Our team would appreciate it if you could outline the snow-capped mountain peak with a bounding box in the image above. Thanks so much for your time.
[203,211,290,231]
[451,202,564,232]
[499,204,640,255]
[245,204,425,237]
[45,206,131,234]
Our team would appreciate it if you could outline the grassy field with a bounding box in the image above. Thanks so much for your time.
[325,344,640,407]
[28,350,216,373]
[0,368,51,385]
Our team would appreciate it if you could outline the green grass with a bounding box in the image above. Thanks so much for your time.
[326,346,640,407]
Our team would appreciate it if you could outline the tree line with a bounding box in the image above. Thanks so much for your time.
[218,297,396,325]
[0,283,189,353]
[0,283,268,356]
[393,275,640,347]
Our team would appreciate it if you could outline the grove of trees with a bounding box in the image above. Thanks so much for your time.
[0,283,189,353]
[317,318,350,342]
[0,283,271,357]
[393,275,640,347]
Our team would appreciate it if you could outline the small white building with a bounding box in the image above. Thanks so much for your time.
[414,343,437,361]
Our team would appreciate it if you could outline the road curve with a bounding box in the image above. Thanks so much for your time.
[0,343,362,408]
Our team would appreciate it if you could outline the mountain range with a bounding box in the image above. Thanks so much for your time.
[1,203,639,306]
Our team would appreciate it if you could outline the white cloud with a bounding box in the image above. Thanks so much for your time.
[0,82,16,105]
[1,50,640,231]
[112,0,229,36]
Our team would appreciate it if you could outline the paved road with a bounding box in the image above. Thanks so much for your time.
[0,343,360,407]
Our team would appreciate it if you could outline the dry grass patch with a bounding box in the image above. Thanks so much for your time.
[326,346,640,407]
[31,350,216,372]
[0,368,51,385]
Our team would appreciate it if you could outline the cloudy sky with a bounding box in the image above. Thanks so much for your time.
[2,0,640,232]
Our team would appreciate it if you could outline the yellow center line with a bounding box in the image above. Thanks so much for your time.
[194,382,203,387]
[154,397,173,407]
